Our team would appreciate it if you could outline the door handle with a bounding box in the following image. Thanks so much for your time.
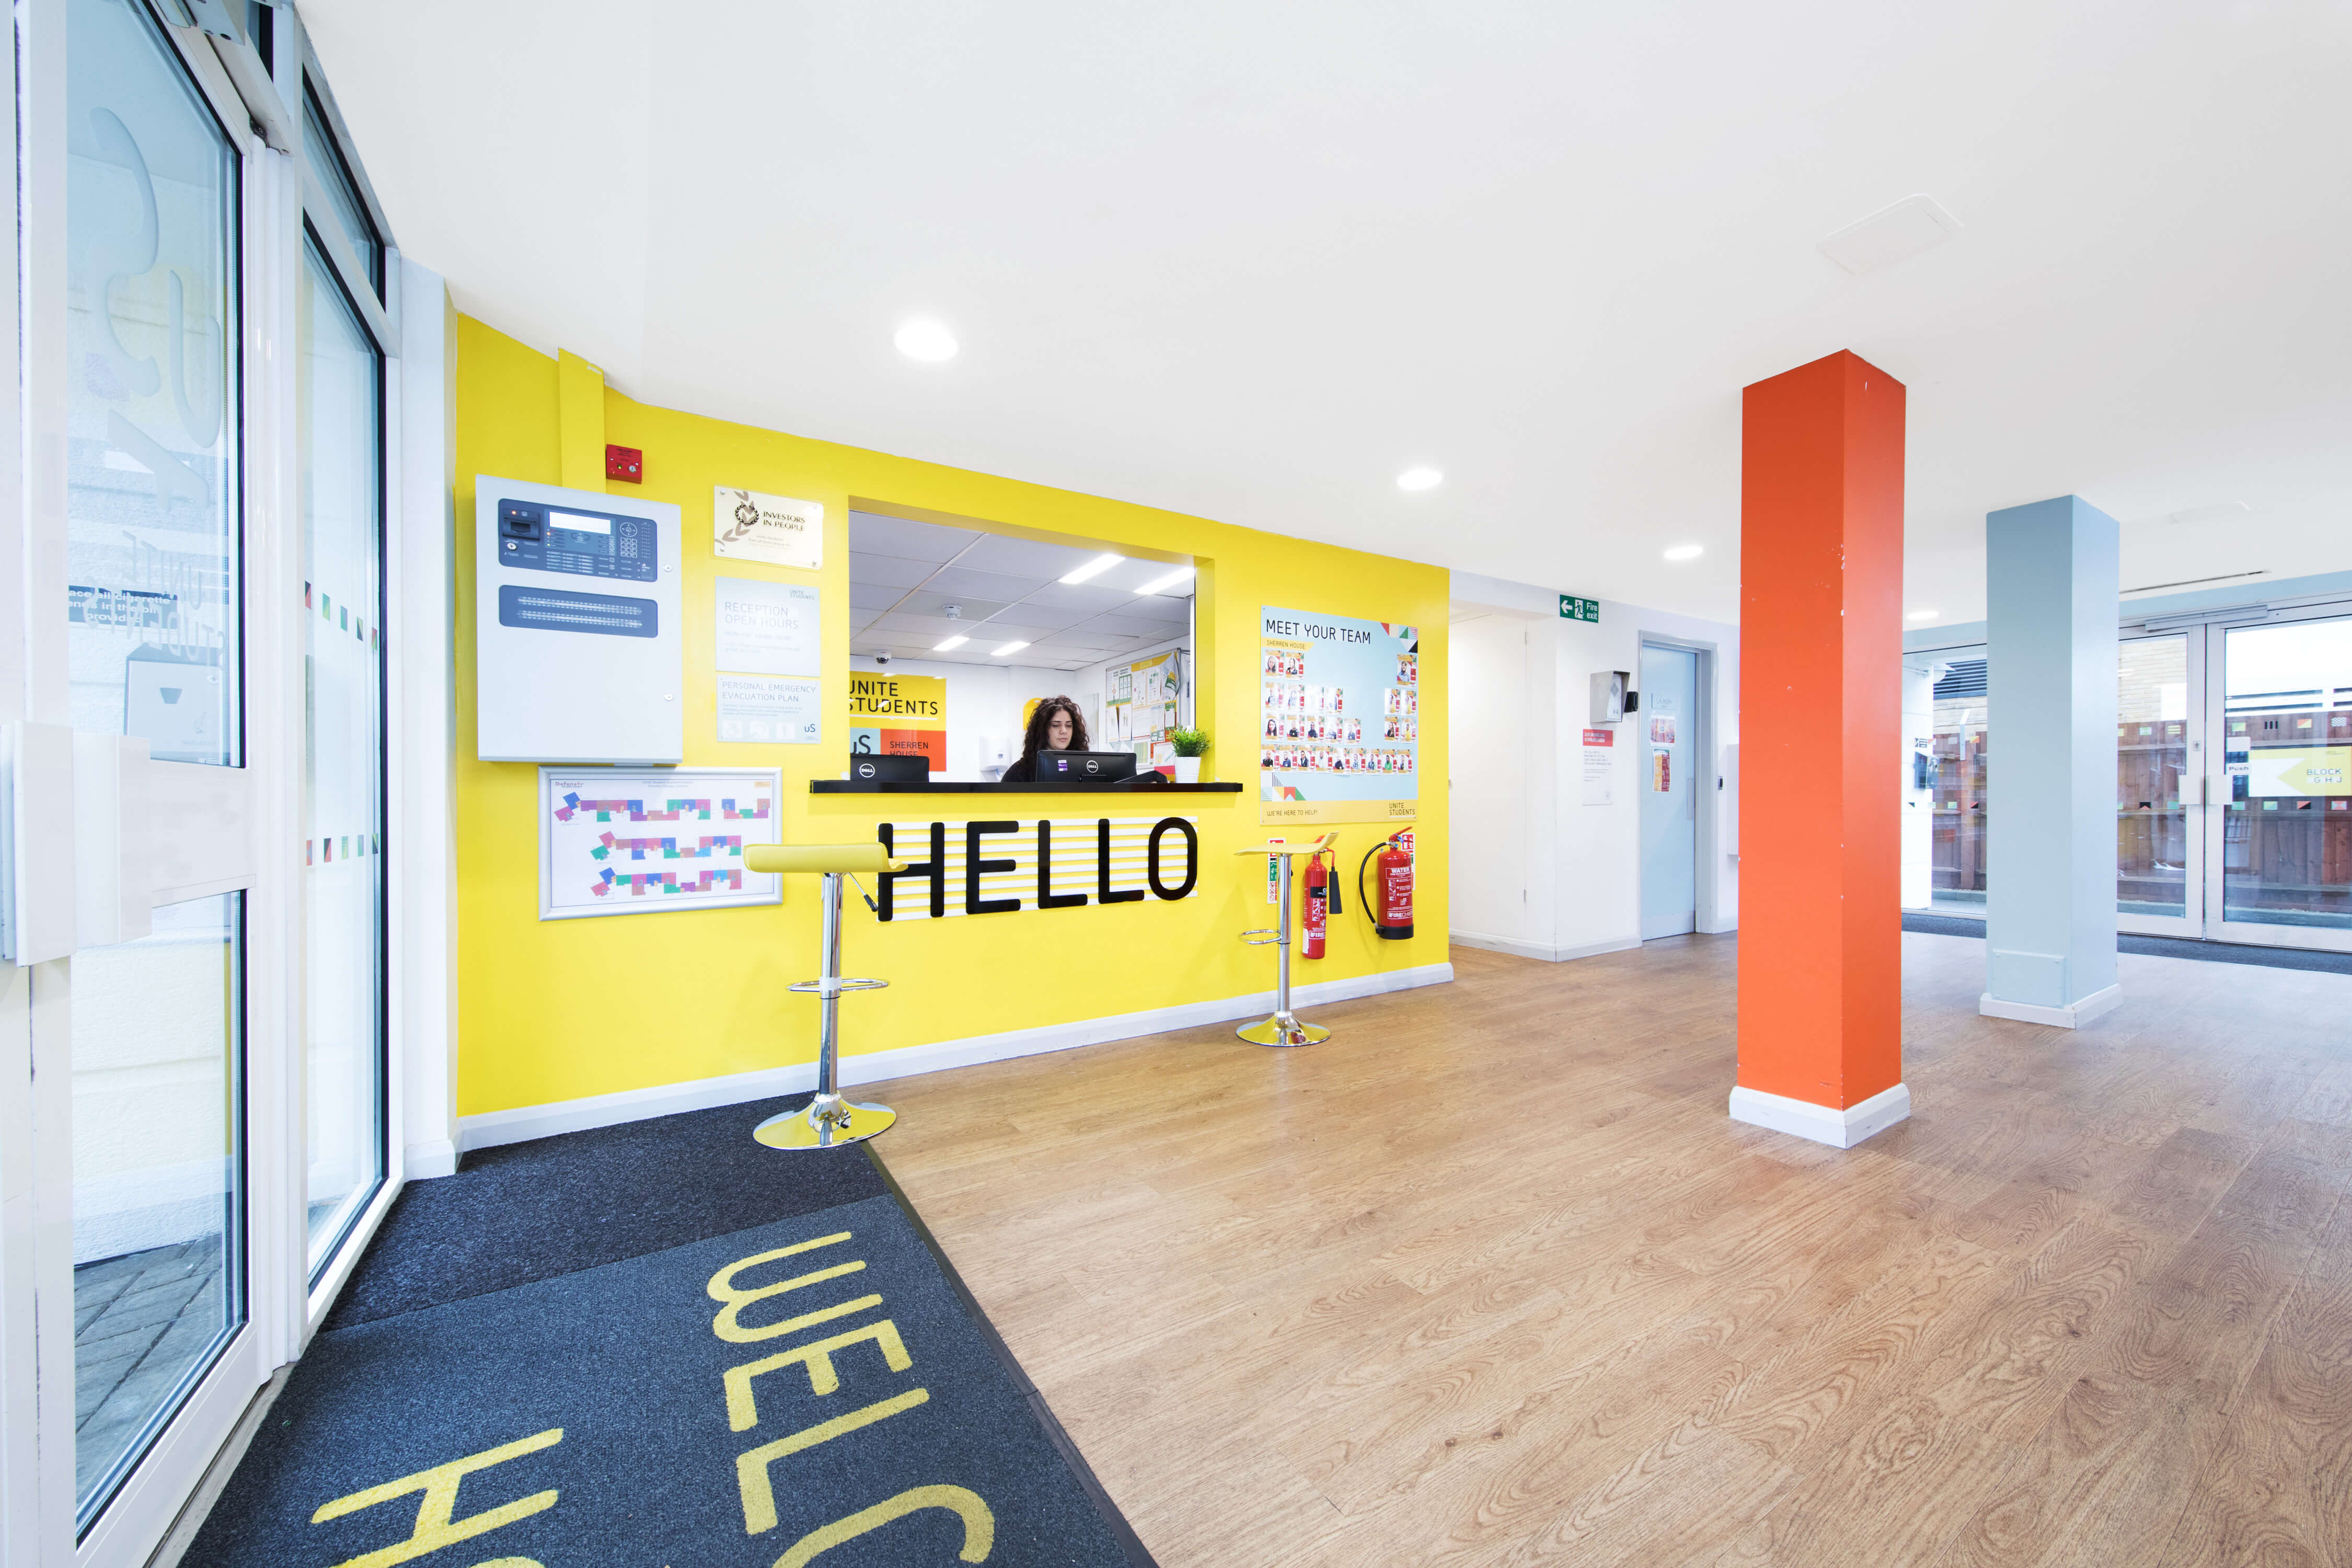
[2,723,156,963]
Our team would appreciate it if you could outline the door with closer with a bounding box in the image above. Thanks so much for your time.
[1639,642,1699,939]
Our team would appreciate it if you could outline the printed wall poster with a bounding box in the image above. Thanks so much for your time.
[538,768,781,920]
[1259,606,1420,825]
[717,674,821,744]
[714,487,824,570]
[847,671,947,771]
[714,577,820,676]
[1649,715,1677,745]
[1124,649,1185,769]
[1582,728,1614,806]
[1104,663,1134,747]
[1652,748,1672,792]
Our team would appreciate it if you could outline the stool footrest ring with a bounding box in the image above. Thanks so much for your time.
[787,977,890,995]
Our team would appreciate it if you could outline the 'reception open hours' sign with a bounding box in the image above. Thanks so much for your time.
[1259,605,1420,825]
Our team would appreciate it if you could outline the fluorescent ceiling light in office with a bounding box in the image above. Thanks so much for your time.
[990,641,1030,657]
[1059,552,1123,584]
[1663,543,1703,562]
[1396,466,1443,492]
[1135,566,1194,596]
[933,635,970,651]
[893,318,959,362]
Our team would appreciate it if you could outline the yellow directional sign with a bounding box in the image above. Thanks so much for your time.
[2246,745,2351,798]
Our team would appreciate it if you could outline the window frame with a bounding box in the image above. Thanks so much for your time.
[292,217,394,1287]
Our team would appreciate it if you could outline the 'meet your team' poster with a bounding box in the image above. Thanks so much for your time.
[1259,606,1420,825]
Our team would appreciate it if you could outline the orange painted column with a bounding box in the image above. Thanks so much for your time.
[1731,350,1910,1148]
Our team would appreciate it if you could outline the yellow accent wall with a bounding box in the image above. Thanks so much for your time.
[453,318,1449,1117]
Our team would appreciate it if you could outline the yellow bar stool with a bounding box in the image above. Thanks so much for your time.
[1235,831,1336,1047]
[742,843,907,1150]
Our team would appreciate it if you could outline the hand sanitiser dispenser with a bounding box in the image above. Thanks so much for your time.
[475,475,684,764]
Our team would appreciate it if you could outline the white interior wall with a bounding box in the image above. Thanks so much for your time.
[1446,610,1552,952]
[1449,571,1739,962]
[1901,659,1936,908]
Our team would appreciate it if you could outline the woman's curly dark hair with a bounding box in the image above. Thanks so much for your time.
[1018,696,1090,764]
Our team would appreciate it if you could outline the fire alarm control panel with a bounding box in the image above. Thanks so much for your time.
[475,475,682,764]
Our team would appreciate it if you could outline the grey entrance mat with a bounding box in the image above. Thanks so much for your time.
[185,1192,1143,1567]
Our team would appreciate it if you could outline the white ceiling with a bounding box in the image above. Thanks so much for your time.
[303,0,2352,627]
[847,511,1191,671]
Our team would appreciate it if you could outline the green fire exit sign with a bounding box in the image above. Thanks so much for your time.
[1559,594,1599,623]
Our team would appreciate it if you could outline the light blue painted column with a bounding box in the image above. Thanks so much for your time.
[1981,495,2121,1027]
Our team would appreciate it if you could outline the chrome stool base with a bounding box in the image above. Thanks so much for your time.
[1232,835,1337,1048]
[1237,1010,1330,1048]
[756,868,897,1152]
[755,1093,897,1150]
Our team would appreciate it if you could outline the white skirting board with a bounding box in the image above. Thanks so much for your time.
[449,961,1456,1159]
[1728,1081,1911,1149]
[1978,984,2122,1029]
[1448,930,1640,964]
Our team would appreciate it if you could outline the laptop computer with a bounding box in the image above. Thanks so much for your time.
[1038,749,1138,782]
[849,752,929,783]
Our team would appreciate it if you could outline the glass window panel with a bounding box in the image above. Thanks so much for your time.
[2117,636,2191,918]
[299,238,387,1275]
[2221,618,2352,929]
[71,895,245,1526]
[303,84,382,297]
[1929,655,1989,916]
[66,0,241,765]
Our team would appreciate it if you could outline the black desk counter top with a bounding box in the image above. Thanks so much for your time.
[809,779,1243,794]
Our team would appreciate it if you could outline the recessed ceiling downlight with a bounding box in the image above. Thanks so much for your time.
[1396,466,1443,492]
[894,319,959,362]
[1663,544,1703,562]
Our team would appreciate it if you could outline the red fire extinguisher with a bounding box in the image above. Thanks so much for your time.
[1301,850,1333,959]
[1358,829,1415,941]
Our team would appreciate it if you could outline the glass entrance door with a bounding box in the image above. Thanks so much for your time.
[54,0,261,1538]
[2116,633,2200,937]
[11,4,400,1561]
[2208,611,2352,950]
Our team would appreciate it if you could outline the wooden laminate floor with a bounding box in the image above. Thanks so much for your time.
[870,933,2352,1567]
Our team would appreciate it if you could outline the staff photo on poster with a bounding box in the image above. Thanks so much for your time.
[1259,605,1420,825]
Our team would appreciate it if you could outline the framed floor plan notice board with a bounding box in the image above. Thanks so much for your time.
[537,767,783,920]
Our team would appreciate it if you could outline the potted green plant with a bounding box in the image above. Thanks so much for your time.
[1169,727,1209,783]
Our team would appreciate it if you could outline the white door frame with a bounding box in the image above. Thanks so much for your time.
[2198,600,2352,954]
[9,6,285,1559]
[2115,625,2205,940]
[4,4,445,1563]
[1636,632,1719,937]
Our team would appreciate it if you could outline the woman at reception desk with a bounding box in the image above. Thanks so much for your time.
[998,697,1087,784]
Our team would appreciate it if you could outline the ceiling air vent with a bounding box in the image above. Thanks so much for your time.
[1818,195,1962,275]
